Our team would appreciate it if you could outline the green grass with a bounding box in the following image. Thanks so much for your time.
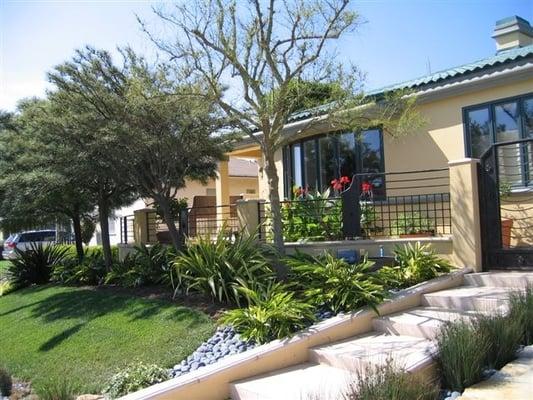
[0,260,11,277]
[0,285,215,393]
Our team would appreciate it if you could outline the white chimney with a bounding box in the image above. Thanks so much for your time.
[492,16,533,52]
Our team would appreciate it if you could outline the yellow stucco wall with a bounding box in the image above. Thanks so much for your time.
[168,177,259,207]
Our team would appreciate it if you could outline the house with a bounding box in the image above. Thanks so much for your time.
[224,15,532,202]
[130,16,533,271]
[214,15,532,267]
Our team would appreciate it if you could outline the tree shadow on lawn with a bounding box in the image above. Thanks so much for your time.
[29,287,209,352]
[38,323,85,352]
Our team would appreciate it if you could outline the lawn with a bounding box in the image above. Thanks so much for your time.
[0,260,10,277]
[0,285,215,393]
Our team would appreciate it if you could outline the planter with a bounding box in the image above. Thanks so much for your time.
[501,218,513,249]
[399,231,435,238]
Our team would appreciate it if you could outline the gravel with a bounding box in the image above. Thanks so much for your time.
[170,326,256,378]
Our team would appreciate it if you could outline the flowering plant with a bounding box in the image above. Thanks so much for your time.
[330,176,351,192]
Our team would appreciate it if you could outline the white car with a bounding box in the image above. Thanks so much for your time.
[1,230,57,259]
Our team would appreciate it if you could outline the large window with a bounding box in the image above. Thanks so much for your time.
[283,129,385,198]
[464,93,533,186]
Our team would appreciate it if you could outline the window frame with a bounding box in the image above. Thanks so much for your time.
[463,92,533,187]
[282,129,386,198]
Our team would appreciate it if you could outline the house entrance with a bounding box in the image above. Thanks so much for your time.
[479,138,533,270]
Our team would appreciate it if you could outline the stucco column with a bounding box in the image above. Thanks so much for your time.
[236,199,267,239]
[449,158,483,272]
[216,160,231,230]
[133,208,150,245]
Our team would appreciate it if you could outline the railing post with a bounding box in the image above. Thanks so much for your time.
[449,158,482,272]
[123,216,128,244]
[342,176,361,239]
[179,208,189,238]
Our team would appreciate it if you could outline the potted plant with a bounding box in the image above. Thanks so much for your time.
[499,181,513,249]
[391,212,435,238]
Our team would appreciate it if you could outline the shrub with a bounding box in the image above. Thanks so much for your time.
[281,189,343,241]
[106,244,174,287]
[220,283,316,343]
[342,362,439,400]
[509,285,533,345]
[286,251,385,313]
[435,320,489,392]
[34,378,78,400]
[0,366,12,397]
[7,243,69,288]
[391,212,434,235]
[52,248,107,285]
[379,243,452,288]
[104,362,170,398]
[474,314,522,369]
[173,228,275,306]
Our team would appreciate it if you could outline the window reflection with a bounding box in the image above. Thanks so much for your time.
[284,129,385,198]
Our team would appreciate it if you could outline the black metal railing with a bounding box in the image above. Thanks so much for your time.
[119,215,135,244]
[259,168,451,242]
[144,203,241,244]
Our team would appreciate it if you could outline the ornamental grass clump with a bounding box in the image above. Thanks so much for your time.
[508,285,533,345]
[34,378,78,400]
[173,227,275,306]
[474,314,522,370]
[342,362,439,400]
[286,251,385,313]
[435,320,489,392]
[220,283,315,343]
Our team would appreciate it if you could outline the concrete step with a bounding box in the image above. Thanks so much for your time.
[421,286,514,312]
[465,272,533,289]
[309,332,436,378]
[372,307,481,339]
[230,363,356,400]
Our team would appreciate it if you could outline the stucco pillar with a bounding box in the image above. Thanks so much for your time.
[236,199,266,239]
[216,160,231,230]
[133,208,157,245]
[448,158,483,272]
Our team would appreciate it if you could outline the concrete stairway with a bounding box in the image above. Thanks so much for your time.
[230,272,533,400]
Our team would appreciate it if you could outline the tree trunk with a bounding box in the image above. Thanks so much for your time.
[157,195,183,251]
[98,198,113,271]
[71,213,84,262]
[263,151,287,279]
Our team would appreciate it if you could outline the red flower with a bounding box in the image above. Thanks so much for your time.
[340,176,351,184]
[361,181,372,193]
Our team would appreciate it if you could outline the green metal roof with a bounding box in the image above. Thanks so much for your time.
[369,44,533,94]
[287,44,533,123]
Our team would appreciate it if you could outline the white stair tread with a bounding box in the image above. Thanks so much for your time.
[422,286,515,311]
[309,332,435,372]
[465,272,533,288]
[373,307,481,338]
[230,363,356,400]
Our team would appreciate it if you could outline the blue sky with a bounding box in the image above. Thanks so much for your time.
[1,0,532,111]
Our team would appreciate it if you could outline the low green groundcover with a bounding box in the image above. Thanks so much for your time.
[0,285,215,393]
